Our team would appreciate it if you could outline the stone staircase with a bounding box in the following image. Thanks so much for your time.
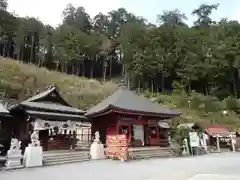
[43,150,90,166]
[128,147,174,160]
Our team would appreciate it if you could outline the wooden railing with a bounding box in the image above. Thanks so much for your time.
[149,138,169,147]
[47,139,71,150]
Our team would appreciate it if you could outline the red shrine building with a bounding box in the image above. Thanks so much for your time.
[85,86,180,147]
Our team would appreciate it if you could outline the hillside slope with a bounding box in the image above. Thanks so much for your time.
[1,57,239,129]
[0,57,117,109]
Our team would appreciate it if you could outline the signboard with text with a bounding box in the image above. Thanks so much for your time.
[189,132,200,147]
[106,134,128,161]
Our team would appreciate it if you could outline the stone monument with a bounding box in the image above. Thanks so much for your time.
[5,138,23,169]
[94,131,100,143]
[30,131,41,147]
[23,131,43,168]
[90,131,106,160]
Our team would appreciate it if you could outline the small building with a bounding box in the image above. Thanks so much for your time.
[85,86,180,147]
[178,123,232,153]
[9,85,91,151]
[204,124,231,150]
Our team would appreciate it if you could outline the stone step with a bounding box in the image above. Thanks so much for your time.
[44,154,89,161]
[44,158,89,166]
[44,151,89,157]
[129,148,174,160]
[129,147,170,152]
[131,149,172,154]
[133,154,173,159]
[131,149,172,153]
[134,151,173,155]
[44,156,89,163]
[43,151,90,166]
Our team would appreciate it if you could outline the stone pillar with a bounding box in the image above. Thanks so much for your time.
[216,135,220,152]
[90,131,106,160]
[23,130,43,168]
[230,134,236,152]
[202,133,208,152]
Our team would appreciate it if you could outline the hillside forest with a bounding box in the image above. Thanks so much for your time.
[1,1,240,100]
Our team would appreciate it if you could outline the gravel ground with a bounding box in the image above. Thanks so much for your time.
[1,152,240,180]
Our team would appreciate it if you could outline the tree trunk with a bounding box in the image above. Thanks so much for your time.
[205,81,208,96]
[65,63,68,73]
[55,61,59,71]
[82,60,85,76]
[30,32,37,64]
[188,77,191,94]
[122,64,125,77]
[72,64,74,74]
[151,79,154,93]
[76,61,80,76]
[37,59,41,67]
[161,72,165,93]
[109,56,112,78]
[103,59,107,82]
[90,56,94,78]
[6,36,11,57]
[138,77,141,92]
[61,63,64,72]
[233,77,237,97]
[17,46,22,62]
[3,43,7,57]
[127,71,130,89]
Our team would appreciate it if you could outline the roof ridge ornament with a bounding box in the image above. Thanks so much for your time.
[46,84,56,90]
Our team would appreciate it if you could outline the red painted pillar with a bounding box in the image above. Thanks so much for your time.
[116,120,120,134]
[128,124,132,146]
[155,123,160,146]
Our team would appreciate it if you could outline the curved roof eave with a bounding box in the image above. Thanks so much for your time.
[85,104,181,118]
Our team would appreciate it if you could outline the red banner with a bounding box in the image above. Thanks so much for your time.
[106,134,128,161]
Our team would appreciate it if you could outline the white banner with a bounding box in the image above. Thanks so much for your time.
[33,119,90,131]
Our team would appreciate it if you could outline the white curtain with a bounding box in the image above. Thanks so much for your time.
[33,119,89,131]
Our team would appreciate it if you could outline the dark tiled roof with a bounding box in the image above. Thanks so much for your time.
[25,88,54,102]
[22,85,69,106]
[22,101,85,114]
[85,87,180,117]
[10,85,86,115]
[25,110,87,121]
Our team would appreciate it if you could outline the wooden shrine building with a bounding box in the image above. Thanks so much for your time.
[9,85,90,151]
[0,102,10,155]
[85,86,180,147]
[0,99,20,155]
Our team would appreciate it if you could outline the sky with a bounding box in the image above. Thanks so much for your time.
[7,0,240,27]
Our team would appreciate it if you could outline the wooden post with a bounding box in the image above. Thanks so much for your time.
[87,128,90,143]
[73,131,76,150]
[81,128,83,142]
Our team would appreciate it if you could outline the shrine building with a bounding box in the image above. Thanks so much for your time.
[85,85,180,148]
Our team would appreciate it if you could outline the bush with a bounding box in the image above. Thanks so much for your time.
[222,96,240,113]
[0,57,117,109]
